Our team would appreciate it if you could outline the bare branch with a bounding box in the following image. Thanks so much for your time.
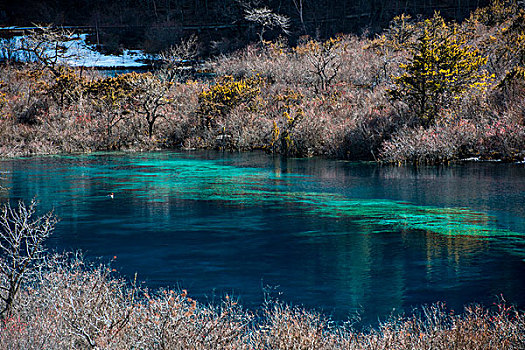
[244,7,291,42]
[0,199,57,318]
[158,34,200,83]
[20,25,80,77]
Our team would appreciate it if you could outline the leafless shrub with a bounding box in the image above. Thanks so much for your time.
[137,290,251,349]
[214,104,273,151]
[0,199,57,318]
[168,80,206,148]
[477,116,525,160]
[207,36,400,158]
[361,301,525,350]
[37,254,138,348]
[380,113,525,164]
[126,72,173,138]
[12,98,48,125]
[250,302,345,349]
[158,34,200,83]
[1,2,525,162]
[294,36,348,93]
[379,124,474,164]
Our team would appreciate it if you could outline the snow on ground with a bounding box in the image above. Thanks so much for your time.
[63,34,151,67]
[1,31,152,68]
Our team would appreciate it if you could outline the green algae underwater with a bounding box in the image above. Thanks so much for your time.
[44,151,520,237]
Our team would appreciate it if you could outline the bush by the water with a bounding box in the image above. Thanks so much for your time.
[1,201,524,349]
[1,1,525,163]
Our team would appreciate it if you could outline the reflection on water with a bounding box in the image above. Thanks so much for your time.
[0,151,524,325]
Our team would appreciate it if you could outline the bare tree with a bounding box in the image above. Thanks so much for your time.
[0,199,57,318]
[128,73,172,138]
[296,37,348,93]
[158,34,200,83]
[244,7,291,43]
[20,25,80,78]
[126,35,200,138]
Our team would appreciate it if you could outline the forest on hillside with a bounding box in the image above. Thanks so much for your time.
[1,0,490,52]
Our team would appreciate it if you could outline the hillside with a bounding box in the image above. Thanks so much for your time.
[1,0,489,53]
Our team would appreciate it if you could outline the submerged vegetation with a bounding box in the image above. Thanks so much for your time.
[0,200,523,349]
[0,1,524,163]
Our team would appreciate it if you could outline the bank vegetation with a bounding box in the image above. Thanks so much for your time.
[0,0,524,164]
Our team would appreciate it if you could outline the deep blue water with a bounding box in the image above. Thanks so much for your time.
[1,151,524,326]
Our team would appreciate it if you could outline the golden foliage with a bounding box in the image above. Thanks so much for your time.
[46,67,86,105]
[370,14,416,52]
[469,0,520,26]
[197,75,263,128]
[0,81,6,110]
[389,14,491,126]
[83,72,142,107]
[271,88,305,153]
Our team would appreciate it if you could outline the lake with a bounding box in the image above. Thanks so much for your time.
[1,151,524,326]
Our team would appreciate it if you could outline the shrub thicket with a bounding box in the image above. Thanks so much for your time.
[1,1,524,163]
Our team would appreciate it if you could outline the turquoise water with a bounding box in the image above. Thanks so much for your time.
[1,151,524,325]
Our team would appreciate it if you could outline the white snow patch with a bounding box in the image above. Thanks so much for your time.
[1,31,153,68]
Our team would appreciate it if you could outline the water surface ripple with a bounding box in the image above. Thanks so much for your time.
[1,151,524,325]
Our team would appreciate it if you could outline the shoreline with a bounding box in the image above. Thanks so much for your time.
[2,146,524,166]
